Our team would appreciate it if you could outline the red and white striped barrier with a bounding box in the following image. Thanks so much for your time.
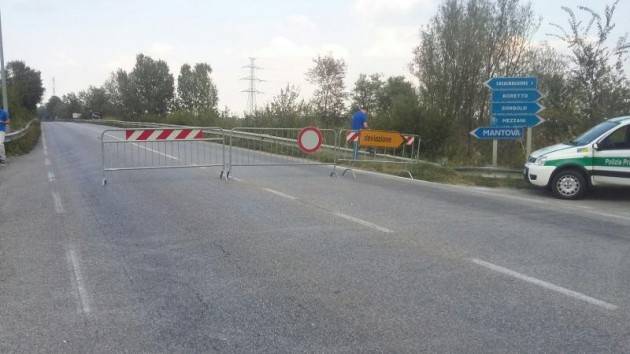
[125,129,204,141]
[346,131,359,143]
[403,135,415,146]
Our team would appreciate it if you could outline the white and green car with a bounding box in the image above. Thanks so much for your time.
[524,116,630,199]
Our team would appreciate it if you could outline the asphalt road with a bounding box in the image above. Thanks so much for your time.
[1,121,630,353]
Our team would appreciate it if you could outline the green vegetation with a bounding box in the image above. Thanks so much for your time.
[6,61,44,130]
[348,160,529,188]
[34,0,629,171]
[6,121,41,156]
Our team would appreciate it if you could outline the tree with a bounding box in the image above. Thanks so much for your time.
[270,84,309,127]
[412,0,538,160]
[306,55,347,127]
[81,86,110,116]
[351,73,383,113]
[549,0,630,126]
[45,96,64,120]
[177,63,218,115]
[129,54,174,115]
[103,72,125,116]
[6,61,45,112]
[61,92,84,118]
[522,45,580,145]
[371,76,421,132]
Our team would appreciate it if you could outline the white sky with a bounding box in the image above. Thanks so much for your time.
[3,0,629,115]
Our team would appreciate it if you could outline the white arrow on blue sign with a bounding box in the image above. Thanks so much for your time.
[470,127,524,140]
[485,77,537,90]
[491,114,545,128]
[491,102,544,115]
[491,90,542,103]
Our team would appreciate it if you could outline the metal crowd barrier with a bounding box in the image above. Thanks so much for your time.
[101,127,226,185]
[96,122,424,183]
[226,127,340,179]
[337,129,422,178]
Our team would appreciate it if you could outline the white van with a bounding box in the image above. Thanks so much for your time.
[524,116,630,199]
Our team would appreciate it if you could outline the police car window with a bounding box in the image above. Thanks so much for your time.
[600,126,630,149]
[570,121,618,145]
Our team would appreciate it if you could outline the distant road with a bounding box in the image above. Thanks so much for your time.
[1,121,630,352]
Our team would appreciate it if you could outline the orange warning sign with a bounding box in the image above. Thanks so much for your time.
[359,130,405,148]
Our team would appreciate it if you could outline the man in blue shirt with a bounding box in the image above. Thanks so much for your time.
[351,107,368,160]
[0,108,9,164]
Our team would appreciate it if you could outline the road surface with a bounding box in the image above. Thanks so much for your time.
[1,122,630,353]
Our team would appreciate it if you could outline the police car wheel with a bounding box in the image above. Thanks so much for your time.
[551,169,586,200]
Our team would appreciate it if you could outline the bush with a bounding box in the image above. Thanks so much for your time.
[6,120,41,156]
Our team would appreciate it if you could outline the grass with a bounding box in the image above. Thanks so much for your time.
[348,159,531,189]
[6,120,41,156]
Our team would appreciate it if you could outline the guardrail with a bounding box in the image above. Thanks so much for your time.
[454,166,523,179]
[6,119,37,142]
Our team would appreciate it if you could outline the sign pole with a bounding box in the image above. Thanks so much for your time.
[0,9,8,114]
[492,139,498,166]
[526,127,532,157]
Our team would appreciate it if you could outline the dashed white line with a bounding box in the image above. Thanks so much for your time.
[44,158,51,166]
[131,143,179,160]
[66,247,91,314]
[470,258,618,311]
[334,212,393,233]
[230,176,244,182]
[51,191,65,214]
[263,188,297,200]
[47,171,56,183]
[586,210,630,222]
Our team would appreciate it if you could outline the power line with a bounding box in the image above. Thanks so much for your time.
[241,57,264,114]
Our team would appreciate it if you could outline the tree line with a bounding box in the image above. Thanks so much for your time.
[31,0,630,166]
[3,61,44,129]
[248,0,630,166]
[41,54,219,125]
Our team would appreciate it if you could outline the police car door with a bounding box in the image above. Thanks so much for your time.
[592,123,630,186]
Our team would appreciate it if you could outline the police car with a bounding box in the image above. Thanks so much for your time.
[524,116,630,199]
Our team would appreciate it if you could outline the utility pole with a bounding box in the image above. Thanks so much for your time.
[52,77,56,97]
[0,8,8,115]
[241,57,264,115]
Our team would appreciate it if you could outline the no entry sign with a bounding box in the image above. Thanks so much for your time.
[297,127,323,154]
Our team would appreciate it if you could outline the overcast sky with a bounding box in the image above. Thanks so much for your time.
[3,0,629,115]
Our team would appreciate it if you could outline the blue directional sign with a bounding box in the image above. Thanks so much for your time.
[475,76,544,141]
[491,102,544,115]
[485,77,537,90]
[470,127,524,140]
[492,90,541,103]
[491,114,545,128]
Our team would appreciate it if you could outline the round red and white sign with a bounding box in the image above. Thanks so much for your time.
[296,127,323,154]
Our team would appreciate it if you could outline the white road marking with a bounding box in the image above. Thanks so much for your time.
[51,191,65,214]
[334,212,393,233]
[470,258,618,311]
[66,247,91,314]
[351,167,630,224]
[105,133,179,160]
[586,210,630,222]
[230,177,244,182]
[45,158,51,166]
[47,171,56,183]
[263,188,297,200]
